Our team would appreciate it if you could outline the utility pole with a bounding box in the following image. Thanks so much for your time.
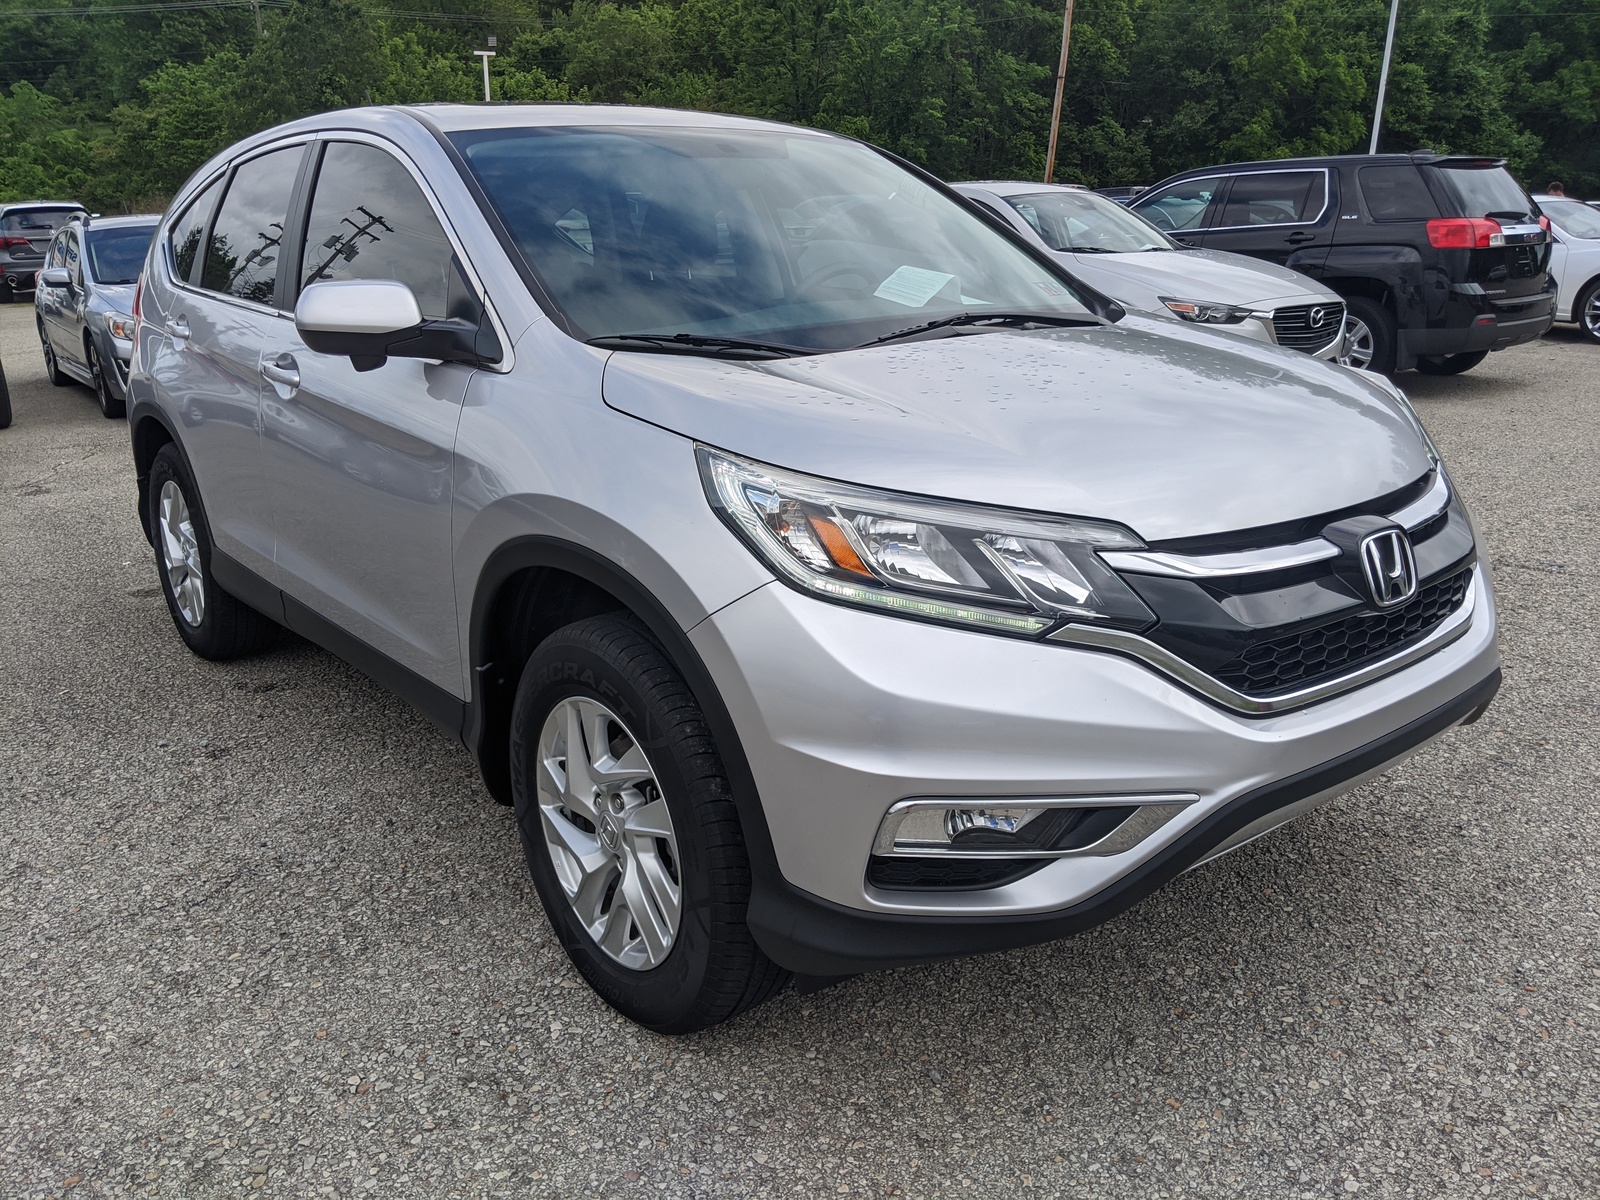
[1369,0,1400,154]
[250,0,261,36]
[473,37,497,103]
[1043,0,1075,185]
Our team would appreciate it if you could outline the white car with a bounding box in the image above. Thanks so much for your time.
[953,181,1347,360]
[1532,194,1600,343]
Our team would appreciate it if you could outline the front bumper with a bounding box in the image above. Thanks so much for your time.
[691,565,1500,975]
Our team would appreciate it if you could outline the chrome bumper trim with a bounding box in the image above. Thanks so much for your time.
[872,793,1200,859]
[1046,571,1478,716]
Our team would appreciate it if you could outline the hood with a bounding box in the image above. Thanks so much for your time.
[90,282,138,314]
[1061,247,1338,311]
[600,320,1433,542]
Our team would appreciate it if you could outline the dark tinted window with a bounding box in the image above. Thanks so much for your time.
[1358,165,1437,220]
[169,176,222,284]
[1135,177,1222,232]
[1220,171,1326,225]
[86,225,156,285]
[300,141,469,322]
[1,207,79,233]
[1435,165,1535,220]
[201,146,304,304]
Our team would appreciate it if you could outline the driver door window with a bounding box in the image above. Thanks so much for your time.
[1136,177,1223,235]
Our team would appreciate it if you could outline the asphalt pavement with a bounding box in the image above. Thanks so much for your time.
[2,304,1598,1199]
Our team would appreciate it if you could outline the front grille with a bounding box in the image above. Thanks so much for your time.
[1212,568,1471,696]
[1272,302,1345,351]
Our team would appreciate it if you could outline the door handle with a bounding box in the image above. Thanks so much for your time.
[1284,231,1317,244]
[168,316,190,342]
[261,353,300,393]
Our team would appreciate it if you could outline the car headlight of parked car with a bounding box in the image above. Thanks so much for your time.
[1159,297,1261,325]
[698,447,1157,636]
[104,311,136,341]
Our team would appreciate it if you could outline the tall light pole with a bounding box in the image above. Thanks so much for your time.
[1043,0,1076,184]
[1369,0,1400,154]
[473,39,497,103]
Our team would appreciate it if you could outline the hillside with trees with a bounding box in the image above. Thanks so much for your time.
[1,0,1595,212]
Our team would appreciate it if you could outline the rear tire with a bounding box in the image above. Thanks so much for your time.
[147,443,278,660]
[1414,350,1488,376]
[509,615,789,1032]
[1576,279,1600,345]
[1338,297,1397,375]
[38,320,70,387]
[0,363,11,429]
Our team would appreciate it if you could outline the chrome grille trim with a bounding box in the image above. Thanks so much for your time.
[1102,472,1450,580]
[1046,570,1478,716]
[1271,301,1346,352]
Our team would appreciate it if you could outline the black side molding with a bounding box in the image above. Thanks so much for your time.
[747,666,1501,977]
[211,549,465,739]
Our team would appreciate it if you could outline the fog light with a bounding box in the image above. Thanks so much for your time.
[871,794,1200,859]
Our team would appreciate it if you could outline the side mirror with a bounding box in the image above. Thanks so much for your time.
[295,279,488,373]
[40,267,71,288]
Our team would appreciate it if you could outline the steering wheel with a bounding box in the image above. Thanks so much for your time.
[1145,207,1178,232]
[797,259,876,294]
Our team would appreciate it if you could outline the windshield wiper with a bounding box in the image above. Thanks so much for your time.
[859,311,1098,349]
[1069,246,1118,254]
[587,332,810,359]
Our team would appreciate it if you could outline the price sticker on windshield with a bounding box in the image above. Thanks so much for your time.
[874,265,958,308]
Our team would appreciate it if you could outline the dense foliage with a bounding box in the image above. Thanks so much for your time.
[1,0,1596,212]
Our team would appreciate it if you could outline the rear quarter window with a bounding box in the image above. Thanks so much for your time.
[1358,166,1438,221]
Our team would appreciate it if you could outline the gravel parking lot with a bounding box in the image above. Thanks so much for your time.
[2,303,1597,1199]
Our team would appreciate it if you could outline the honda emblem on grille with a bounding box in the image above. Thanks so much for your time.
[1308,306,1329,328]
[1359,529,1418,608]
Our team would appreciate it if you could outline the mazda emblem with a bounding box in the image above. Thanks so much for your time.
[1308,306,1329,328]
[1359,529,1418,608]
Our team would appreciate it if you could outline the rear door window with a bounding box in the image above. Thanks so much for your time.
[200,145,306,305]
[299,140,472,322]
[1358,166,1438,221]
[1136,177,1223,233]
[1433,165,1536,221]
[168,177,223,285]
[1219,171,1327,227]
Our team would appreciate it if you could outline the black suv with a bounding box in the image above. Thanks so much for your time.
[1130,153,1555,375]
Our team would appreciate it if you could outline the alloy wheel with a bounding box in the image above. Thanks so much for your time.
[1338,315,1375,370]
[158,480,206,627]
[535,696,682,971]
[1583,290,1600,341]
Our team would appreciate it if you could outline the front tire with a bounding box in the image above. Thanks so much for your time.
[509,616,789,1032]
[87,338,124,418]
[0,363,11,429]
[147,443,278,660]
[39,320,70,387]
[1338,297,1397,375]
[1414,350,1489,376]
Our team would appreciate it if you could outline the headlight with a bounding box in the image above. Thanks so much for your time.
[697,448,1156,636]
[104,311,136,340]
[1160,297,1256,325]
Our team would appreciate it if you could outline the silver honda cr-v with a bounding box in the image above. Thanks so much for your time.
[127,106,1501,1032]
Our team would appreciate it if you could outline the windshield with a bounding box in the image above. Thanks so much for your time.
[2,208,79,233]
[1001,190,1174,253]
[1542,199,1600,240]
[1435,166,1535,221]
[85,225,155,285]
[449,125,1093,351]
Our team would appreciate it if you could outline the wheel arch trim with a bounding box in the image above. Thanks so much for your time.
[465,535,787,906]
